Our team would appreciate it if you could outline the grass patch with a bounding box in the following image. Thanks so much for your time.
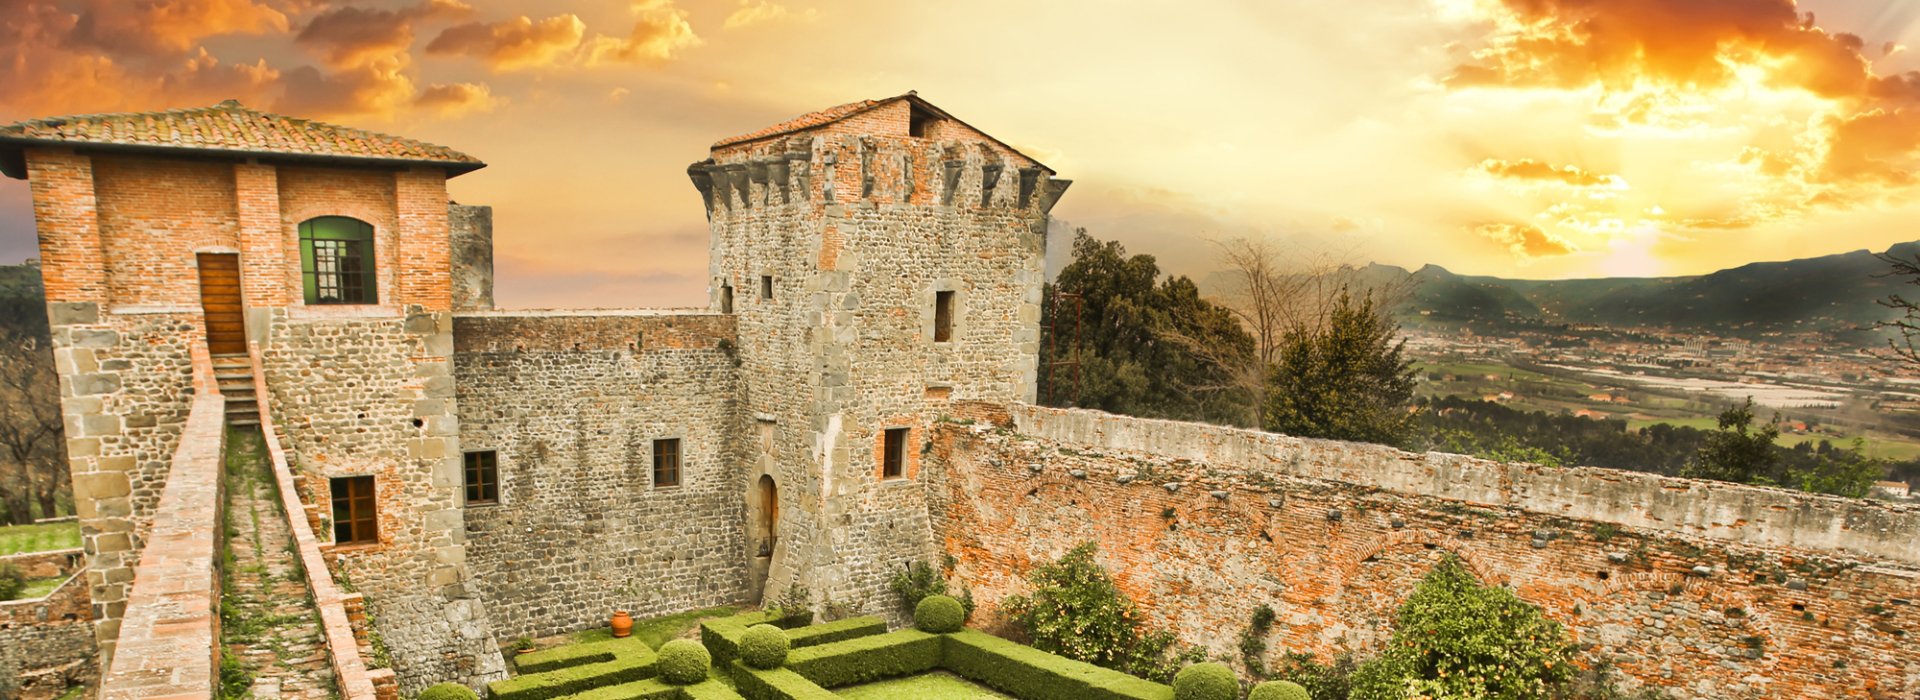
[834,670,1013,699]
[572,605,742,651]
[0,521,80,556]
[12,575,66,600]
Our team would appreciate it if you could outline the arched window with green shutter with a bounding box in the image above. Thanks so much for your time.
[299,216,376,305]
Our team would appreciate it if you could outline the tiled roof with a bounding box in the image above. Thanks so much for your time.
[0,100,483,174]
[710,92,1053,173]
[712,96,900,148]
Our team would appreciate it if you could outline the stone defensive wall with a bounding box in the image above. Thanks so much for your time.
[929,402,1920,699]
[452,311,749,639]
[0,548,95,695]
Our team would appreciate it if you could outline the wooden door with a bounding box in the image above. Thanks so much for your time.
[196,253,246,355]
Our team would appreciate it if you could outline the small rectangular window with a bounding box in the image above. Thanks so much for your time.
[934,291,955,343]
[882,428,908,479]
[654,438,682,488]
[464,451,498,505]
[330,475,378,545]
[720,283,734,314]
[761,275,774,300]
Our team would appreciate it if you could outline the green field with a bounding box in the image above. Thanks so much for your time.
[12,575,66,600]
[0,521,81,556]
[835,671,1013,700]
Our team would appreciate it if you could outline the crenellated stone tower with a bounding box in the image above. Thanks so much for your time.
[687,92,1070,611]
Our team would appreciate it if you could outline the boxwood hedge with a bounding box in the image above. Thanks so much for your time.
[490,635,661,700]
[784,629,944,688]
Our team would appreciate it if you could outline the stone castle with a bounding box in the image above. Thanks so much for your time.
[0,94,1916,699]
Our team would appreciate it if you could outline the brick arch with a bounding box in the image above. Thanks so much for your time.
[1333,528,1506,587]
[279,196,399,307]
[1573,571,1775,636]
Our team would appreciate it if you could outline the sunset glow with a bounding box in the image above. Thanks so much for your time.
[3,0,1920,307]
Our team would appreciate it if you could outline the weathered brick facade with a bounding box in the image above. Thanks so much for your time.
[928,404,1920,698]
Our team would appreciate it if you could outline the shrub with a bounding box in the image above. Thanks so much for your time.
[418,682,479,700]
[0,563,23,601]
[739,624,790,669]
[1002,542,1201,683]
[941,629,1172,700]
[889,559,977,619]
[914,594,966,633]
[784,629,942,688]
[656,639,712,685]
[1271,652,1356,700]
[1249,680,1311,700]
[1349,556,1575,700]
[1173,662,1238,700]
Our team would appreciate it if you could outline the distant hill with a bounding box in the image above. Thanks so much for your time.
[1356,242,1918,341]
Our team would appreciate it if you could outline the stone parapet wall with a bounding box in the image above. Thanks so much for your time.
[930,403,1920,699]
[1002,404,1920,567]
[97,390,225,700]
[0,548,84,580]
[453,312,747,638]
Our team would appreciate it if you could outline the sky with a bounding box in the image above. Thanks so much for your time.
[3,0,1920,309]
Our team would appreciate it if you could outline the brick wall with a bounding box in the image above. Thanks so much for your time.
[453,311,747,638]
[929,404,1920,699]
[91,155,239,308]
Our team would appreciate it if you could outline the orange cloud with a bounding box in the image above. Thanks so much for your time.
[725,2,812,30]
[1473,222,1575,259]
[1478,158,1615,187]
[68,0,290,58]
[275,59,416,120]
[416,82,499,117]
[427,14,587,71]
[585,0,702,64]
[297,1,471,70]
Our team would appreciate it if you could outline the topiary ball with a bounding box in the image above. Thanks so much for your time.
[739,623,790,669]
[1173,662,1239,700]
[914,594,966,633]
[655,639,712,685]
[1249,680,1311,700]
[417,682,478,700]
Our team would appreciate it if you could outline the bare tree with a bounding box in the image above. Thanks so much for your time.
[1877,250,1920,365]
[1211,237,1417,428]
[0,329,63,524]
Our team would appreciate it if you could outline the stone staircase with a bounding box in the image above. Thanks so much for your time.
[214,354,261,427]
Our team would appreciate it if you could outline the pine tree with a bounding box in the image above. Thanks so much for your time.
[1265,291,1416,446]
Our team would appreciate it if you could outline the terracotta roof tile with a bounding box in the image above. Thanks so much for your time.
[712,95,902,148]
[0,100,483,172]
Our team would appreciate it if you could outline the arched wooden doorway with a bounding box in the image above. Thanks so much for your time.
[749,474,779,602]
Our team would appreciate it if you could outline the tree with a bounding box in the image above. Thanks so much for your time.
[1875,249,1920,365]
[1681,398,1780,485]
[0,289,62,524]
[1265,291,1417,446]
[1214,238,1417,429]
[1350,556,1576,700]
[1040,230,1255,426]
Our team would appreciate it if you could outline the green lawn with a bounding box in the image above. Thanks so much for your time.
[835,671,1012,700]
[0,521,81,556]
[568,605,742,650]
[11,575,67,600]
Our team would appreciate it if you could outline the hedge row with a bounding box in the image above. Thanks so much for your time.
[558,678,682,700]
[784,629,943,688]
[491,637,662,700]
[942,630,1174,700]
[727,660,840,700]
[514,635,656,675]
[700,610,815,668]
[784,616,886,649]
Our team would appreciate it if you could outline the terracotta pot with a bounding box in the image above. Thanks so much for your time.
[611,609,633,638]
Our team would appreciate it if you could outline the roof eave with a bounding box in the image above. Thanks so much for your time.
[0,136,486,180]
[711,94,1056,174]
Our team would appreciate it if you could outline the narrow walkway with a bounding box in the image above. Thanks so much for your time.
[221,427,336,699]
